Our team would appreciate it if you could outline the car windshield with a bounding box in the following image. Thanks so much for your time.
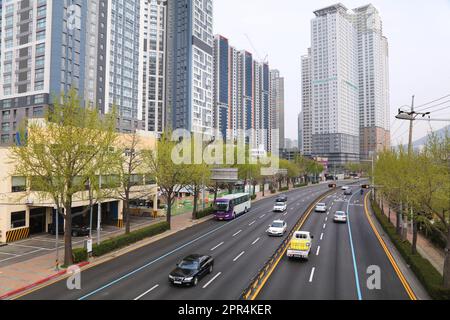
[317,203,325,207]
[178,259,199,270]
[214,201,229,211]
[271,222,284,228]
[336,211,346,216]
[275,202,284,206]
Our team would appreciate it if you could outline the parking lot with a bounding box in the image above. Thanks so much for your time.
[0,216,160,267]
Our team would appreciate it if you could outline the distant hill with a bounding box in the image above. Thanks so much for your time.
[413,125,449,148]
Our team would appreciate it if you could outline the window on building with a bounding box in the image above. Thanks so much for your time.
[12,176,26,192]
[11,211,26,228]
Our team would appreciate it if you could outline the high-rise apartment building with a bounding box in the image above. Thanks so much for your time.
[270,69,284,150]
[301,48,312,156]
[301,3,390,168]
[140,0,167,133]
[165,0,214,135]
[353,4,390,160]
[0,0,89,145]
[213,35,275,151]
[311,4,359,166]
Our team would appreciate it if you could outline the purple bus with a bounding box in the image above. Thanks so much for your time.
[214,193,251,221]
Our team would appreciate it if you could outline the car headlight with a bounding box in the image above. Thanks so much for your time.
[169,275,174,279]
[184,277,193,281]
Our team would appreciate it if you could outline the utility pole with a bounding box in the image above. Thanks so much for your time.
[408,95,415,156]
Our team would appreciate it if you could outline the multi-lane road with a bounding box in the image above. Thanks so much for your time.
[17,181,416,300]
[256,190,413,300]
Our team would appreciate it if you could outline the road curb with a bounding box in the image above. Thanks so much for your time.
[0,261,89,300]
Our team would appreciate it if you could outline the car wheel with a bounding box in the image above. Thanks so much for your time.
[208,264,213,274]
[245,207,248,213]
[233,212,236,219]
[193,277,199,286]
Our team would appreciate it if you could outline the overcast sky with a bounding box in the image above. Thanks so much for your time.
[213,0,450,145]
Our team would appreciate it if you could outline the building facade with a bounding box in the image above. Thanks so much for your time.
[0,0,88,145]
[353,4,390,160]
[165,0,214,136]
[301,3,390,168]
[140,0,167,133]
[300,49,312,156]
[213,35,276,151]
[270,69,284,150]
[0,128,158,244]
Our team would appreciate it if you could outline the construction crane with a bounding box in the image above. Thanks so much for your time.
[244,33,268,63]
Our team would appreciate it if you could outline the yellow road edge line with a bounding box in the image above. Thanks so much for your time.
[363,192,417,300]
[249,192,332,300]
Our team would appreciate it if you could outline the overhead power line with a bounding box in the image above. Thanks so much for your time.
[415,94,450,111]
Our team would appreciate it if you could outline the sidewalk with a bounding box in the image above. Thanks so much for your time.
[379,198,445,275]
[0,185,291,298]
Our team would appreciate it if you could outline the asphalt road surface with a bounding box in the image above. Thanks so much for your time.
[256,188,411,300]
[20,182,345,300]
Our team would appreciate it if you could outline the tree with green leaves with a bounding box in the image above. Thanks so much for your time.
[145,131,190,228]
[10,89,117,266]
[111,131,151,234]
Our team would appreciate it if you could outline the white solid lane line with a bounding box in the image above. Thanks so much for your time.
[316,246,321,256]
[233,251,245,262]
[252,237,260,245]
[233,230,242,237]
[309,267,316,283]
[249,220,256,226]
[210,242,224,251]
[320,233,324,241]
[134,284,159,300]
[203,272,222,289]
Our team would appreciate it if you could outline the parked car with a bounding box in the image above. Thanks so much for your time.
[169,254,214,286]
[333,211,348,223]
[266,220,287,237]
[48,223,90,237]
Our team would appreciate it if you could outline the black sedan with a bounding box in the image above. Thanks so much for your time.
[48,223,91,237]
[169,254,214,286]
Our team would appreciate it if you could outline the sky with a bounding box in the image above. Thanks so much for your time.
[213,0,450,146]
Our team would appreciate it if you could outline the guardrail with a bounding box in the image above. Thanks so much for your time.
[239,187,338,300]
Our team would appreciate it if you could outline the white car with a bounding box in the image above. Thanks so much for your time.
[315,203,327,213]
[341,186,350,191]
[333,211,348,223]
[273,201,287,212]
[266,220,287,237]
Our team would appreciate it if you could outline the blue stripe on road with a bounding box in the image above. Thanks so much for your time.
[346,192,363,300]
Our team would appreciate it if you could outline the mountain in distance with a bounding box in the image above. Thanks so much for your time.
[412,125,449,148]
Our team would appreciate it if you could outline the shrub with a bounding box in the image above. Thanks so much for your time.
[250,194,257,200]
[270,189,276,194]
[73,248,88,263]
[294,183,307,188]
[195,206,214,219]
[371,200,450,300]
[92,221,170,257]
[279,187,289,192]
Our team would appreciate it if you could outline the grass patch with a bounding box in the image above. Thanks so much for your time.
[371,199,450,300]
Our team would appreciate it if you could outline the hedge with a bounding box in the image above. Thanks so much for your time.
[91,221,170,257]
[195,206,214,219]
[371,199,450,300]
[279,187,289,192]
[73,248,88,264]
[294,183,307,188]
[250,194,257,200]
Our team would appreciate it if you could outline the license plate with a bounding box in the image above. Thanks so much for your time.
[174,281,182,284]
